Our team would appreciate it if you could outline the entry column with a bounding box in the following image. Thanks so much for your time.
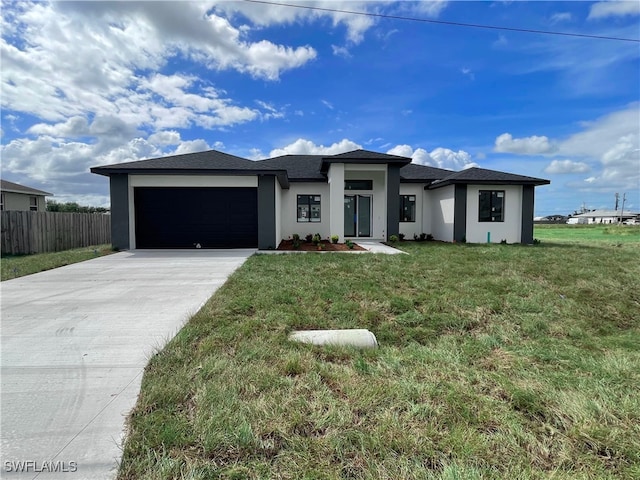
[328,163,345,242]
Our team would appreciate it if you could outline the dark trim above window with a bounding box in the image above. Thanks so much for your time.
[345,180,373,190]
[399,195,416,222]
[478,190,504,222]
[297,194,321,222]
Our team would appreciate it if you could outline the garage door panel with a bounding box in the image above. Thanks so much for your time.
[134,187,258,248]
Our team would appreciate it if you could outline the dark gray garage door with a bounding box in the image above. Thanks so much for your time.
[134,187,258,248]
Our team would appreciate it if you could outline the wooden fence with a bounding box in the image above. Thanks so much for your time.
[1,211,111,255]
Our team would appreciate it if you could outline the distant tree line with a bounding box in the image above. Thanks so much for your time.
[46,200,109,214]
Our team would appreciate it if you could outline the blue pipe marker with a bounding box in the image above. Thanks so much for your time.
[487,232,491,243]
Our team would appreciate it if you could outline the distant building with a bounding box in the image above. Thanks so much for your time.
[567,209,639,225]
[0,179,52,212]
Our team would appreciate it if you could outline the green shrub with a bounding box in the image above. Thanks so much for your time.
[389,234,399,243]
[330,234,339,244]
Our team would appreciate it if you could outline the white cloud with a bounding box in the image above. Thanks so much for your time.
[0,132,215,207]
[588,1,640,20]
[550,12,572,23]
[148,131,182,146]
[214,1,382,45]
[172,140,211,155]
[1,1,314,128]
[332,45,352,58]
[544,159,591,174]
[461,67,475,80]
[270,138,362,157]
[496,105,639,193]
[387,145,478,170]
[494,133,557,155]
[321,100,334,110]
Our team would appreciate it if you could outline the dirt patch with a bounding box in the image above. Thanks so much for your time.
[277,240,366,252]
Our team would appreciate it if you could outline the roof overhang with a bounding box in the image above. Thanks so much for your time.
[89,167,290,189]
[320,157,411,174]
[427,179,551,189]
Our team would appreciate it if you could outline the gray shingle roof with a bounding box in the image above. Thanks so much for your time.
[90,149,550,189]
[429,167,550,188]
[399,163,451,182]
[257,155,325,181]
[91,150,273,173]
[327,149,412,161]
[1,179,52,196]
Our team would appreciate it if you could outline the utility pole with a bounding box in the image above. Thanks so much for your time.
[620,193,626,224]
[615,192,619,211]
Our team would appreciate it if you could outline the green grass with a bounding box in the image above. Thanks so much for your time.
[120,238,640,479]
[534,224,640,244]
[1,244,113,281]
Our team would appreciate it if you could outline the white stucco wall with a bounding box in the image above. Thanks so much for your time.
[129,175,258,188]
[127,175,259,249]
[430,185,455,242]
[466,185,522,243]
[280,183,331,240]
[399,184,425,239]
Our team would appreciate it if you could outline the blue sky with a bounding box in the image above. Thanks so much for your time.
[1,1,639,216]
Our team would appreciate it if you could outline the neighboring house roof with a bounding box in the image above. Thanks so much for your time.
[0,179,52,196]
[91,149,550,189]
[572,209,639,218]
[428,167,550,189]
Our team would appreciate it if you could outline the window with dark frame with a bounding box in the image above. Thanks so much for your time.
[399,195,416,222]
[29,196,38,211]
[345,180,373,190]
[0,193,4,211]
[297,195,321,222]
[478,190,505,222]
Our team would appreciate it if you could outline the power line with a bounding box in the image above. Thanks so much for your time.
[243,0,640,43]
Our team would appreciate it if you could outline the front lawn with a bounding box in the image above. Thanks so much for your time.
[534,223,640,244]
[121,240,640,479]
[1,244,113,281]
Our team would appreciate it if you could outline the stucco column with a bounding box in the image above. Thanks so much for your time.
[453,184,467,243]
[109,174,130,250]
[521,185,535,244]
[328,163,345,241]
[258,176,277,249]
[386,165,401,240]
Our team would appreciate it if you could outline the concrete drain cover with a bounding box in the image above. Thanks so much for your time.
[289,329,378,348]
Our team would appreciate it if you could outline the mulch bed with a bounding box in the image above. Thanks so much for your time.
[277,240,366,251]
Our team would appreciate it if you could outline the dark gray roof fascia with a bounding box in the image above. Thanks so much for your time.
[320,149,411,173]
[427,167,550,189]
[90,167,290,189]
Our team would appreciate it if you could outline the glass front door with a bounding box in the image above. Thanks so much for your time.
[344,195,371,237]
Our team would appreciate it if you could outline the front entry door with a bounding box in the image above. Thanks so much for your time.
[344,195,371,237]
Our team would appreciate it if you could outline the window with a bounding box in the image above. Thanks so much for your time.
[297,195,321,222]
[0,193,4,211]
[345,180,373,190]
[29,196,38,211]
[400,195,416,222]
[478,190,504,222]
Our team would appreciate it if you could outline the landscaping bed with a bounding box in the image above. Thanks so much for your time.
[277,239,366,251]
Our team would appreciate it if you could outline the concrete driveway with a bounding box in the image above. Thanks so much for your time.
[1,249,254,479]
